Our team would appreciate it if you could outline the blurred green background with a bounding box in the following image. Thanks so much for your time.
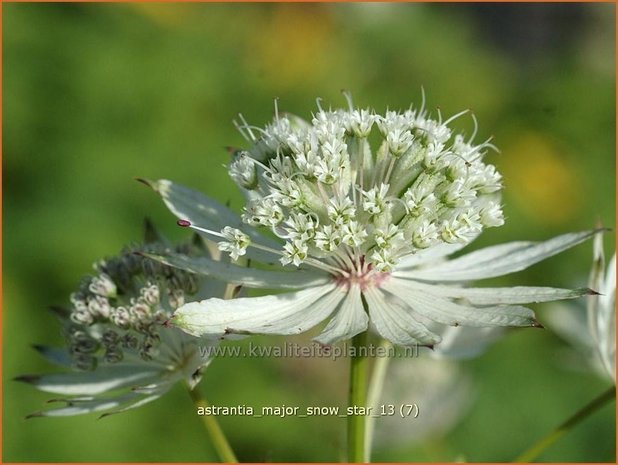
[3,3,615,462]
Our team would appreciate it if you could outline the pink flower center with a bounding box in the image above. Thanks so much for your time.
[333,260,391,291]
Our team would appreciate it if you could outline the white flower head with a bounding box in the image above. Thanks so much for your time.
[18,224,224,418]
[410,219,439,249]
[328,196,356,225]
[479,201,505,228]
[218,226,251,261]
[281,239,309,267]
[345,108,378,138]
[341,220,368,248]
[147,96,601,349]
[229,151,257,190]
[242,197,284,227]
[370,247,397,272]
[314,224,342,252]
[362,183,391,216]
[374,224,405,250]
[386,127,415,157]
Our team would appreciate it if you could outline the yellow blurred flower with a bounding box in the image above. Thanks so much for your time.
[127,3,190,28]
[501,132,581,224]
[244,5,336,89]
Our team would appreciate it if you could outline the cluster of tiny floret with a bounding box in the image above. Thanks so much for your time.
[222,95,504,274]
[64,243,199,371]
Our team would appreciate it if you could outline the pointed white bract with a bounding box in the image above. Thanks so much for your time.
[175,283,338,337]
[398,230,600,281]
[147,95,601,348]
[19,229,223,417]
[590,243,616,382]
[314,284,367,345]
[548,234,615,382]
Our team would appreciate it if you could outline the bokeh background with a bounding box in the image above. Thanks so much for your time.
[3,3,615,462]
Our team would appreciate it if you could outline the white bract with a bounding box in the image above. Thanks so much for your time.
[546,234,615,382]
[587,236,616,381]
[18,225,223,417]
[145,95,600,347]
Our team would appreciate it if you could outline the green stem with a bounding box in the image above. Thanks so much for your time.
[514,385,615,462]
[187,386,239,463]
[364,338,393,462]
[348,330,370,463]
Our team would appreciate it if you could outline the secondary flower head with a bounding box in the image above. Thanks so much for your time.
[145,95,601,348]
[17,223,223,418]
[547,233,615,382]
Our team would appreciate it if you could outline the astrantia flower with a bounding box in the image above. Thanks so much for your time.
[547,233,615,382]
[17,223,224,417]
[144,95,600,347]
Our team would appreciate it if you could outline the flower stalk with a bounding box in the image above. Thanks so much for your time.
[187,385,239,463]
[364,338,393,461]
[514,385,615,462]
[348,328,370,462]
